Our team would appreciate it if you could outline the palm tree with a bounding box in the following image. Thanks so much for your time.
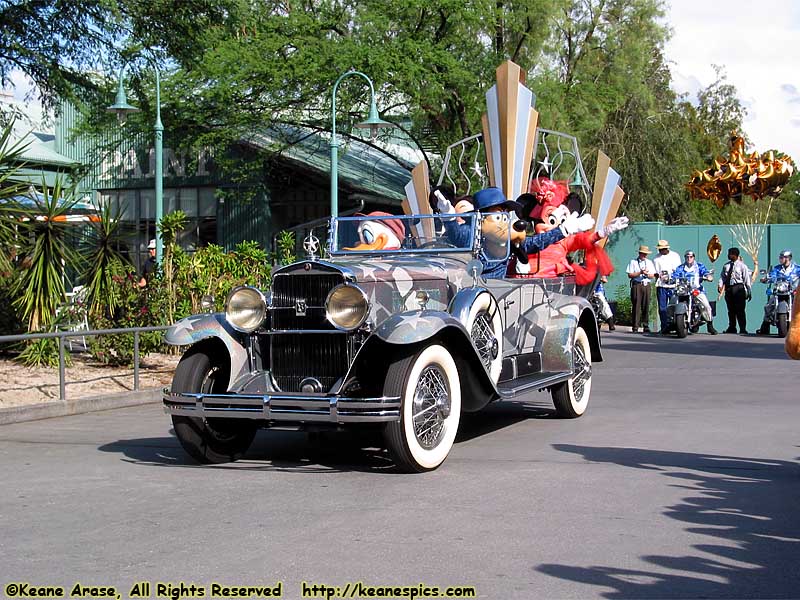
[0,121,30,274]
[13,177,79,331]
[83,198,124,319]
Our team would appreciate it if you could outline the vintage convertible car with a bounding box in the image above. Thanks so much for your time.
[163,212,601,472]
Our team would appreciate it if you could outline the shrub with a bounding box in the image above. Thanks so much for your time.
[17,337,69,368]
[613,284,633,325]
[87,260,163,366]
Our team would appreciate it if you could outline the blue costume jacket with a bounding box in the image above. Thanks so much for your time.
[673,262,711,294]
[766,263,800,284]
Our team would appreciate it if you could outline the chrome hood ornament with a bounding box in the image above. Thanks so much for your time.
[303,232,320,261]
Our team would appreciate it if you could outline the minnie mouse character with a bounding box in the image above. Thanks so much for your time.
[510,178,629,284]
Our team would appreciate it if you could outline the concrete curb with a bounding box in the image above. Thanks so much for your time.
[0,388,162,426]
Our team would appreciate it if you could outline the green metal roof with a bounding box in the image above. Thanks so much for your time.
[18,139,79,167]
[247,126,412,203]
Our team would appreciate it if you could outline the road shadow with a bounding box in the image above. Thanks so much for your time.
[536,444,800,598]
[98,399,554,473]
[457,399,554,443]
[98,428,396,473]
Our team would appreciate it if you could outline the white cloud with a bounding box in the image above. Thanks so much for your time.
[665,0,800,159]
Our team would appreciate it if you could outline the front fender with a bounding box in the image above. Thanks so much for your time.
[165,313,249,390]
[777,300,790,314]
[367,310,497,411]
[672,302,688,315]
[373,310,470,345]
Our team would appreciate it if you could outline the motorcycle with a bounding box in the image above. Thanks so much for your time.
[590,275,615,330]
[664,270,714,338]
[759,270,796,338]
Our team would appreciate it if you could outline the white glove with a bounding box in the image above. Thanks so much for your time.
[599,216,629,238]
[433,190,456,222]
[434,190,454,213]
[560,212,595,236]
[515,256,531,274]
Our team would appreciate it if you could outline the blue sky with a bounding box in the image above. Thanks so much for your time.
[665,0,800,162]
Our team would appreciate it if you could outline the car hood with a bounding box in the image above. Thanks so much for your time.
[330,253,477,321]
[332,253,474,286]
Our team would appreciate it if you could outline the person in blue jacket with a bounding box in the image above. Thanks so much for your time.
[672,250,718,334]
[757,249,800,334]
[762,250,800,287]
[434,187,594,280]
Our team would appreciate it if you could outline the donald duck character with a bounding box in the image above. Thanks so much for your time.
[344,211,406,251]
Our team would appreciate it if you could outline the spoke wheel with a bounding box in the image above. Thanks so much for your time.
[465,293,503,382]
[551,327,593,418]
[471,310,498,372]
[384,345,461,472]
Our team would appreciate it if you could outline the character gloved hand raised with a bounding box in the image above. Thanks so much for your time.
[559,212,595,236]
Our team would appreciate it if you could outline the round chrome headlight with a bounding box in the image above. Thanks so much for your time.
[325,284,369,331]
[225,286,267,332]
[775,281,790,294]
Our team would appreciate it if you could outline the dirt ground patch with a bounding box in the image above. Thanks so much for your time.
[0,352,179,408]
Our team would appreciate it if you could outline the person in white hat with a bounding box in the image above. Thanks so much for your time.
[138,239,157,288]
[653,239,682,334]
[626,245,656,332]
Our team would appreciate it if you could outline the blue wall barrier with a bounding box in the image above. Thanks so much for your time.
[604,222,800,331]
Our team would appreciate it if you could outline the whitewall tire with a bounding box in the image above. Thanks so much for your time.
[383,345,461,472]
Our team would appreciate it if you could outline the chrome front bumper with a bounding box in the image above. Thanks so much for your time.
[163,390,401,423]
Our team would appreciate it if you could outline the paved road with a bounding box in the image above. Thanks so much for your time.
[1,331,798,599]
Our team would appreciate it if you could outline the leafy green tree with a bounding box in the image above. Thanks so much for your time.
[158,209,187,324]
[0,121,30,274]
[0,0,238,108]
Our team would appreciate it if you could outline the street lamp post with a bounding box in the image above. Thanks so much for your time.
[329,71,394,218]
[107,66,164,262]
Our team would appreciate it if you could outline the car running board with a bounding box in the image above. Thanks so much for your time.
[496,371,572,398]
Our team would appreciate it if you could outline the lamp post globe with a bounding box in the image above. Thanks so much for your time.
[329,71,395,218]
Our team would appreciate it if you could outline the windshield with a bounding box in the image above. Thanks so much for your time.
[331,213,478,255]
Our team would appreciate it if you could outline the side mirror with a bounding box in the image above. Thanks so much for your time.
[760,269,767,275]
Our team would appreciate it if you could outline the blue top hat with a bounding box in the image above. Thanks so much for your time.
[473,187,521,212]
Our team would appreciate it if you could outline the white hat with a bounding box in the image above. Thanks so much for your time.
[147,239,156,250]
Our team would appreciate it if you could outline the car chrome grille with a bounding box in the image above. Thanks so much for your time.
[271,273,343,330]
[271,333,348,393]
[269,270,349,392]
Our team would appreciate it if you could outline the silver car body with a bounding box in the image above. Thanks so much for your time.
[163,213,601,424]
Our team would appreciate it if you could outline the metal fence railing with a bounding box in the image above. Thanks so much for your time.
[0,326,171,402]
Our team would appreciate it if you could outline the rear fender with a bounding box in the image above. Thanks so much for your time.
[165,313,249,390]
[547,295,603,368]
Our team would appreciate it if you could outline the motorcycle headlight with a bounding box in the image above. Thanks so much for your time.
[325,284,369,331]
[775,281,790,294]
[225,286,267,332]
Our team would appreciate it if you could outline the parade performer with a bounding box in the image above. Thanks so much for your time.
[434,187,593,279]
[510,179,628,284]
